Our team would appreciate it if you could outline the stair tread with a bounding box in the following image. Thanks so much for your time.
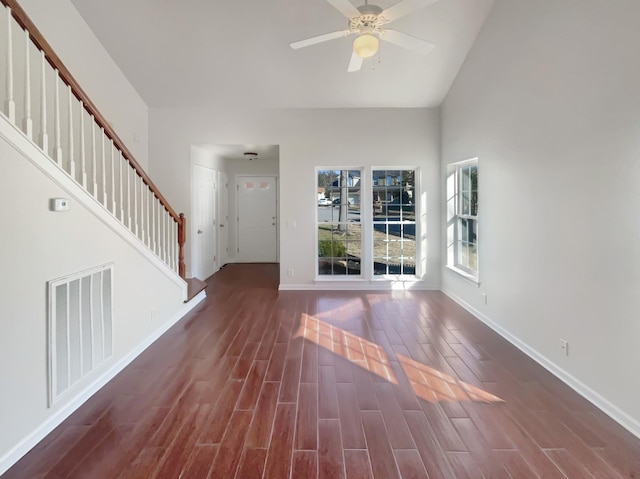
[185,277,207,302]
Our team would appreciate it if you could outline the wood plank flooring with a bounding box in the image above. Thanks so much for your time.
[3,263,640,478]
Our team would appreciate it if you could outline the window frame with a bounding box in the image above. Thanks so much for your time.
[370,168,419,280]
[446,158,479,282]
[315,167,365,280]
[314,166,420,282]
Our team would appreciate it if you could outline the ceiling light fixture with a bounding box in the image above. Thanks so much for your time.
[244,152,258,161]
[353,32,379,58]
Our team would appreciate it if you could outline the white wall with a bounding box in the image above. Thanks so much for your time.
[441,0,640,432]
[18,0,150,169]
[0,131,189,470]
[149,107,441,287]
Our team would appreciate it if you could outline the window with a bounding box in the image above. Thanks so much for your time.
[316,169,362,277]
[316,167,418,280]
[447,159,478,279]
[372,169,416,276]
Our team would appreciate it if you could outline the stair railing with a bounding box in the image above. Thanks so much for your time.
[0,0,186,278]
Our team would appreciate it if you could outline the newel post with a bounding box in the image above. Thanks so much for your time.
[178,213,186,279]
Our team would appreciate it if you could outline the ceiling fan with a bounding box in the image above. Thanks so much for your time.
[290,0,439,72]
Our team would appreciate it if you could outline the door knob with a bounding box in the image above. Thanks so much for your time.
[197,230,203,234]
[220,224,225,227]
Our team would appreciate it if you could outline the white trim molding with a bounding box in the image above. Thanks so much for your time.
[280,282,439,291]
[442,288,640,440]
[0,291,205,476]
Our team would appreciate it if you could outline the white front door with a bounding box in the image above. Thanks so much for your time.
[218,171,229,267]
[237,176,277,262]
[193,165,216,279]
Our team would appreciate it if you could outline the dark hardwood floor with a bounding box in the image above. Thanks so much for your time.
[4,263,640,478]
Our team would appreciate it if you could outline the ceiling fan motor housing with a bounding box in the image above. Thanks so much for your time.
[349,4,386,34]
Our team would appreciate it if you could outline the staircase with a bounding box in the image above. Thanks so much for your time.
[0,0,187,284]
[0,1,207,473]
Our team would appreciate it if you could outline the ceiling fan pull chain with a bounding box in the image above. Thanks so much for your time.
[371,50,380,70]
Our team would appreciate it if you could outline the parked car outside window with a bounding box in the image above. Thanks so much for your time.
[332,198,353,206]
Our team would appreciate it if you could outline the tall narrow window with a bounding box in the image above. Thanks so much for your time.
[316,169,362,277]
[372,169,416,276]
[447,159,478,279]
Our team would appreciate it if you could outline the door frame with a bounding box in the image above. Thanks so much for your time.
[235,174,279,263]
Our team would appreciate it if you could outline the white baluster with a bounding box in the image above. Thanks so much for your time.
[169,220,174,270]
[147,188,155,251]
[23,29,32,138]
[172,221,176,271]
[132,168,137,233]
[118,151,124,222]
[40,51,48,153]
[91,119,97,196]
[167,213,171,266]
[110,142,116,213]
[162,207,171,265]
[151,197,156,253]
[157,199,161,257]
[163,208,168,263]
[53,70,62,166]
[67,85,75,179]
[4,8,15,123]
[138,176,149,244]
[79,103,87,187]
[151,200,158,255]
[101,129,107,207]
[172,221,177,271]
[127,161,133,230]
[153,200,162,258]
[156,200,161,257]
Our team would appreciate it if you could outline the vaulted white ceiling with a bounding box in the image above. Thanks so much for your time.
[70,0,495,109]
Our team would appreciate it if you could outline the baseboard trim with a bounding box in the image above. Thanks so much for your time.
[442,288,640,440]
[0,292,206,476]
[279,282,440,291]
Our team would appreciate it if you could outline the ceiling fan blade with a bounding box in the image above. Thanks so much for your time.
[326,0,361,18]
[290,30,351,49]
[348,52,363,72]
[381,0,440,22]
[380,29,435,55]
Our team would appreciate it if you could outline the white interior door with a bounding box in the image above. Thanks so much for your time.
[193,165,217,279]
[237,176,277,262]
[218,172,229,267]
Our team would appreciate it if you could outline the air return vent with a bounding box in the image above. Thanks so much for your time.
[48,263,114,406]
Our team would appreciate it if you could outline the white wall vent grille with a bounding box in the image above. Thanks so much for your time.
[48,263,114,406]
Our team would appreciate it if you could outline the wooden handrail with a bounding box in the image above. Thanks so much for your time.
[1,0,182,225]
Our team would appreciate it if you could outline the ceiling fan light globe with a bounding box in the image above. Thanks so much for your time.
[353,33,379,58]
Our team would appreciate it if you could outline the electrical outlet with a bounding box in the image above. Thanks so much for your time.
[560,339,569,356]
[482,293,488,305]
[287,268,294,277]
[150,309,158,323]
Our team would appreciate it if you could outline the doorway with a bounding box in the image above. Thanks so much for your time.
[236,175,278,262]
